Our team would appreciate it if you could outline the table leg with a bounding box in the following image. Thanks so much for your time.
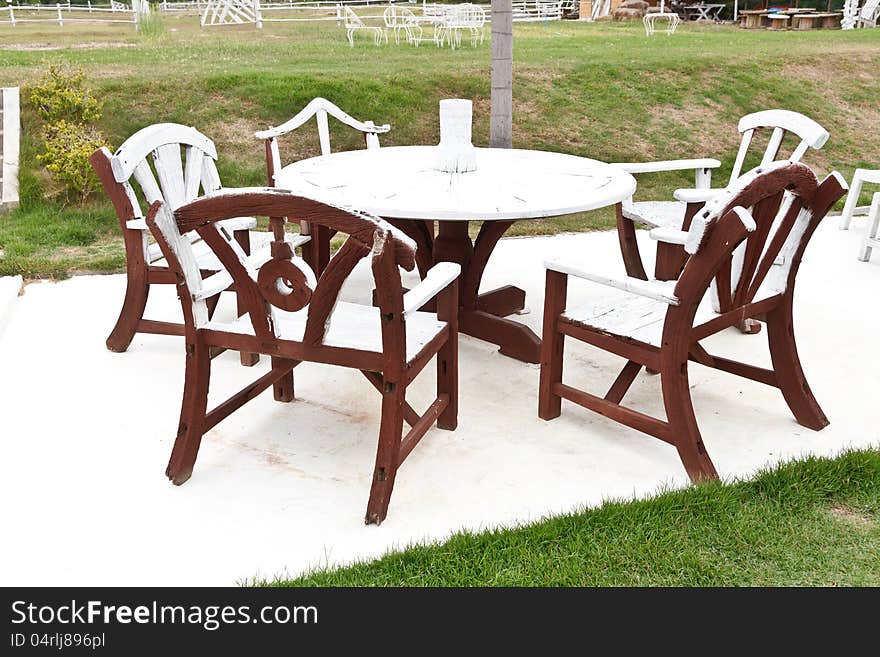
[433,220,541,364]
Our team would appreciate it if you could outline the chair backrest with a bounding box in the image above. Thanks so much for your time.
[727,110,829,187]
[254,97,390,186]
[344,5,365,27]
[146,188,417,350]
[675,161,846,315]
[90,123,230,263]
[383,5,398,27]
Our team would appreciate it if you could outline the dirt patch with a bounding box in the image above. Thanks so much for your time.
[826,504,874,530]
[0,41,134,52]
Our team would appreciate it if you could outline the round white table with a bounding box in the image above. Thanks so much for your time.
[275,146,636,363]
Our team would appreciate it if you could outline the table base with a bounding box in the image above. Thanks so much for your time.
[394,219,542,364]
[304,217,542,364]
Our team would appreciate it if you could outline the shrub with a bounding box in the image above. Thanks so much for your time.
[29,64,103,125]
[36,121,107,201]
[137,10,166,40]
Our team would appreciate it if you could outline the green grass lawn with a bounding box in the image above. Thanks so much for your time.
[0,18,879,277]
[262,449,880,586]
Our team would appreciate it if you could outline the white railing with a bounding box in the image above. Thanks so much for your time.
[511,0,563,21]
[0,1,143,25]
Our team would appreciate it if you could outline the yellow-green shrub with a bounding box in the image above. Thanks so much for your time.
[29,64,103,125]
[36,121,107,200]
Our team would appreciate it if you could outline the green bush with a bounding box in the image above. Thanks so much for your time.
[36,121,107,201]
[29,64,108,201]
[137,9,166,40]
[29,64,103,125]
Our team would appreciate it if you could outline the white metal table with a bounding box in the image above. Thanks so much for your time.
[275,146,636,363]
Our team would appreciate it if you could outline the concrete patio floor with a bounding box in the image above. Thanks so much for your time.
[1,219,878,586]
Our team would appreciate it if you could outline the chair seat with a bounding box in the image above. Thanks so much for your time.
[562,293,721,347]
[622,200,688,230]
[207,302,447,363]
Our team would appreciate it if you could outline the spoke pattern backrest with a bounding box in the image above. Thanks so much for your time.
[677,162,846,313]
[147,189,417,348]
[109,123,223,215]
[728,110,829,186]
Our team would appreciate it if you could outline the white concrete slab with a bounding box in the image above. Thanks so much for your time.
[0,274,22,340]
[0,220,877,586]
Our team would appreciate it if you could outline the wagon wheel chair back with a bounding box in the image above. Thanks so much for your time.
[539,161,848,481]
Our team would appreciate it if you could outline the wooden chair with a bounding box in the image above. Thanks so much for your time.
[613,109,829,282]
[144,187,460,525]
[538,162,847,482]
[90,123,307,359]
[254,97,390,275]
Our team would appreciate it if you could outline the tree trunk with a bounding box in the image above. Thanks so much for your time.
[490,0,513,148]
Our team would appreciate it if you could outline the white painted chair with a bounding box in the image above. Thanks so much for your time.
[613,109,829,282]
[644,1,681,35]
[343,6,387,47]
[254,97,390,272]
[385,5,423,45]
[839,168,880,230]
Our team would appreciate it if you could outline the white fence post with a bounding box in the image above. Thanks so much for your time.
[7,1,15,27]
[254,0,262,27]
[57,3,63,26]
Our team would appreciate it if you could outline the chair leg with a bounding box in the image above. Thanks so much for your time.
[436,280,458,430]
[616,204,649,280]
[661,360,718,482]
[365,379,406,525]
[106,272,149,353]
[272,356,295,403]
[766,298,829,431]
[538,270,568,420]
[165,337,211,485]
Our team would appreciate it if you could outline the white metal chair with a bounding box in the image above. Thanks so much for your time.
[384,5,423,45]
[343,6,387,47]
[613,109,829,282]
[254,97,390,273]
[644,0,681,34]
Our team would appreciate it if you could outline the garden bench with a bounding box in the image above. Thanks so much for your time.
[145,188,460,525]
[539,162,847,482]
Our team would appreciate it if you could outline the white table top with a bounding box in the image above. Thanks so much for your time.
[275,146,636,221]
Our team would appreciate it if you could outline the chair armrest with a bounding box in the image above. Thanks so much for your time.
[611,158,721,175]
[545,257,680,305]
[403,262,461,318]
[125,218,148,231]
[673,187,720,203]
[648,226,689,245]
[219,216,258,231]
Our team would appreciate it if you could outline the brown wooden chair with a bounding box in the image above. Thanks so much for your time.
[144,187,460,525]
[90,123,308,357]
[538,161,847,481]
[614,109,829,284]
[254,97,390,275]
